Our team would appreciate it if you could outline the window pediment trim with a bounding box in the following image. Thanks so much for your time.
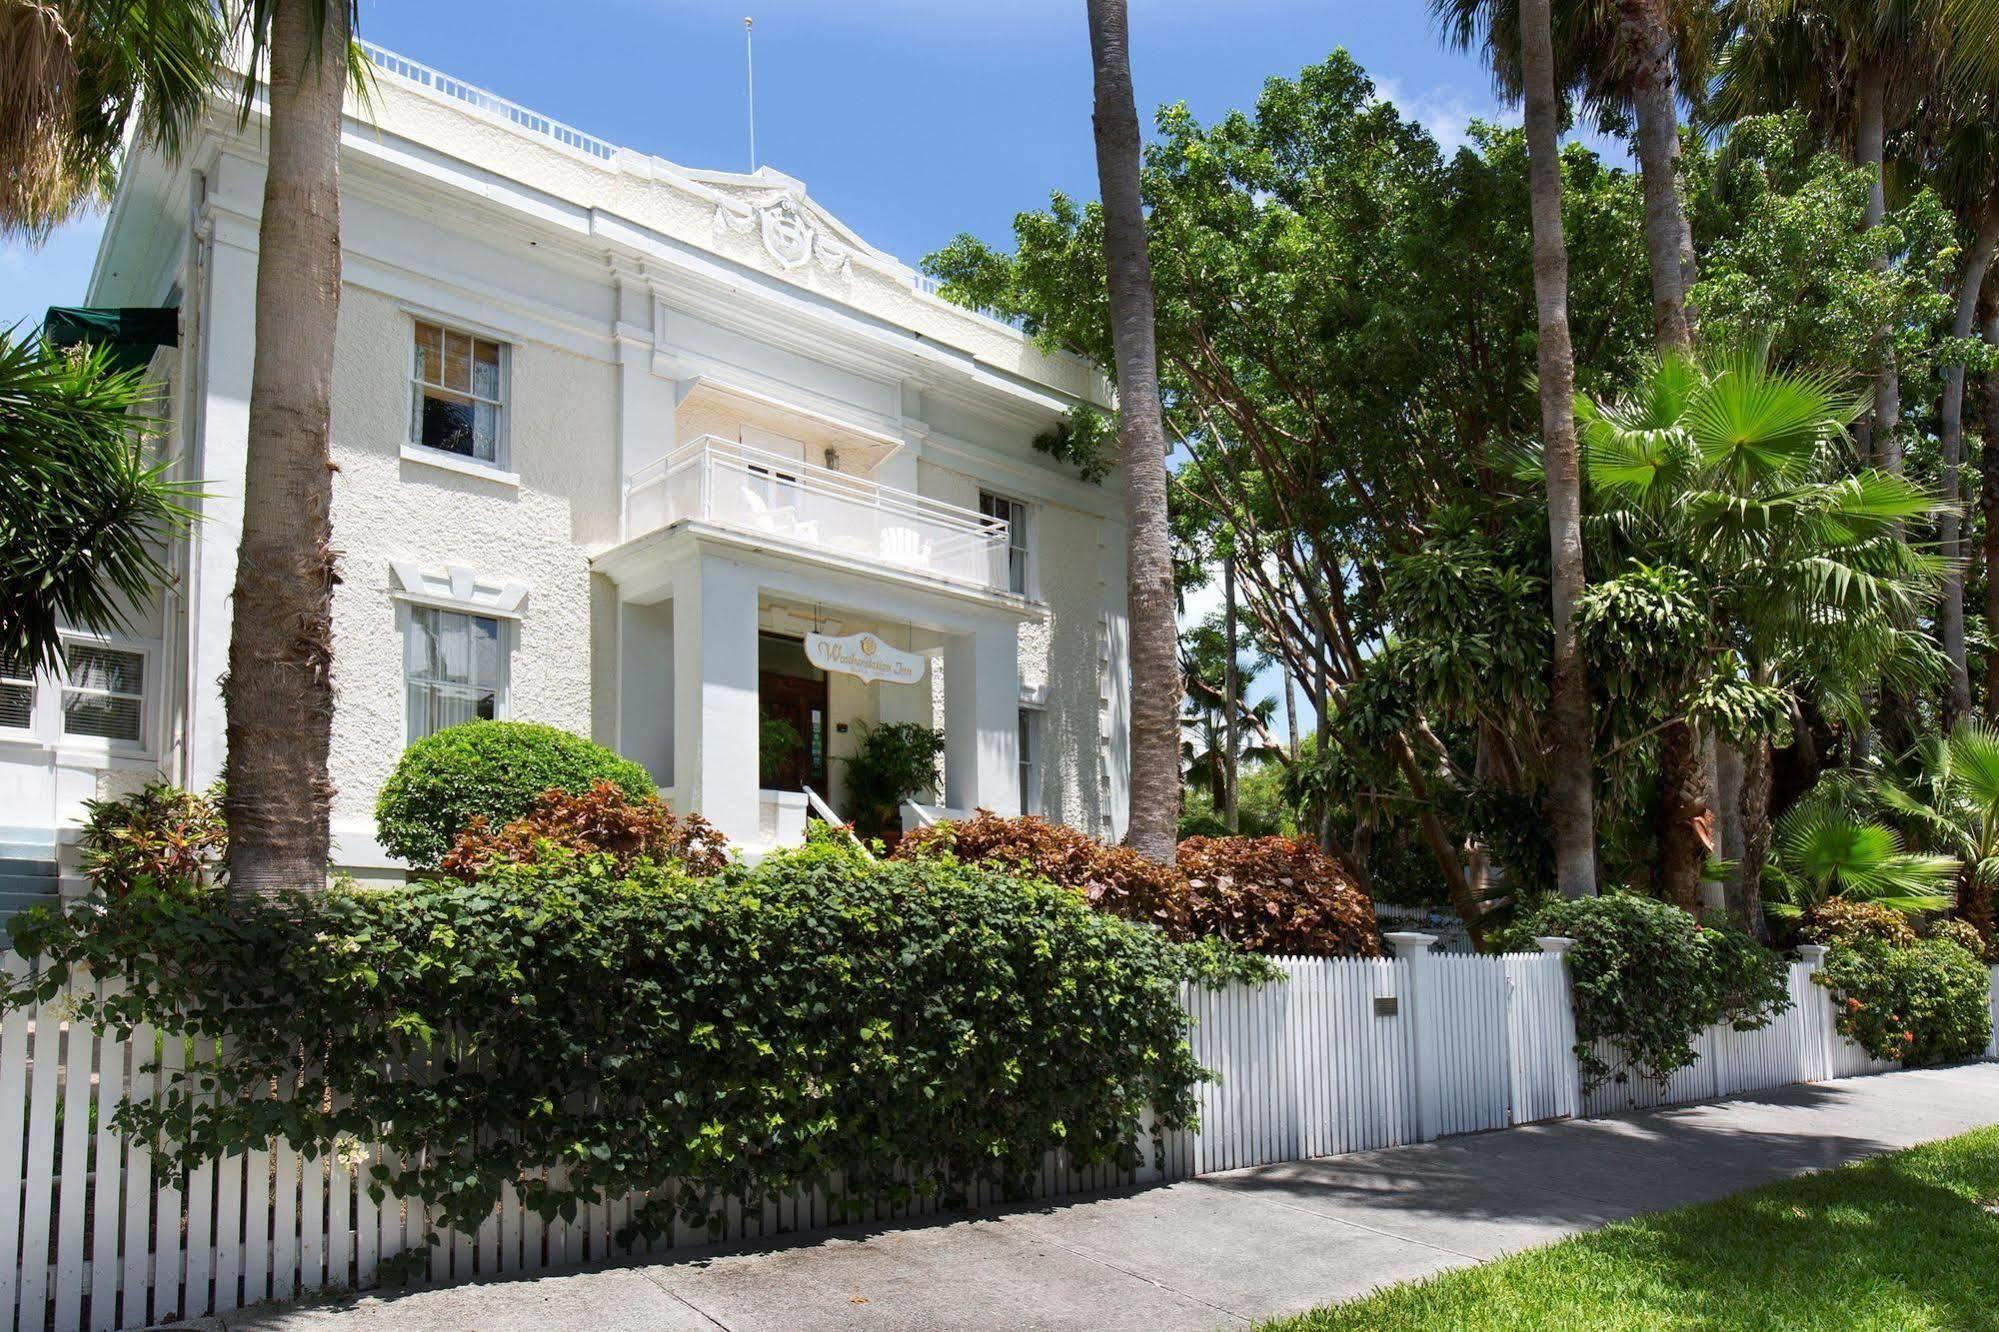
[390,561,529,619]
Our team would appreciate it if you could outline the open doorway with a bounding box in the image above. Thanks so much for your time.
[758,633,827,794]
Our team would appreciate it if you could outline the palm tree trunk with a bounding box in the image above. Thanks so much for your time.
[1738,730,1772,939]
[1984,310,1999,720]
[1520,0,1599,899]
[1939,207,1999,724]
[1085,0,1180,864]
[223,0,349,893]
[1854,60,1901,475]
[1657,718,1706,912]
[1619,0,1692,354]
[1223,555,1240,832]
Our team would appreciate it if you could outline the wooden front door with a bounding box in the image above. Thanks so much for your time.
[759,671,827,792]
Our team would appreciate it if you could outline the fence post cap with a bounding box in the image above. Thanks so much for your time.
[1533,936,1575,957]
[1797,943,1828,966]
[1383,931,1438,958]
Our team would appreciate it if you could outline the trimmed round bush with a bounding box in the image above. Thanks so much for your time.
[375,721,657,866]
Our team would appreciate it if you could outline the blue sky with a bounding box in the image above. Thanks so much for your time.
[1,1,1523,742]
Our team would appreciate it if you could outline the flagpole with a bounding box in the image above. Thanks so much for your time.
[744,16,757,171]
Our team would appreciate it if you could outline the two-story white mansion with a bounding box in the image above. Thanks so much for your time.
[4,45,1133,874]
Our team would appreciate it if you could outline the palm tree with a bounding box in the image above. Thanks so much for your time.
[1580,345,1945,924]
[2,3,362,889]
[1713,2,1942,473]
[1,330,196,669]
[1434,0,1711,353]
[1084,0,1181,865]
[1764,799,1957,923]
[222,0,357,892]
[1524,0,1602,897]
[1917,90,1999,721]
[1440,0,1602,897]
[1871,722,1999,940]
[0,0,221,240]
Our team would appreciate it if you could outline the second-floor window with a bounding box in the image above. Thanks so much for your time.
[411,319,507,464]
[978,491,1030,595]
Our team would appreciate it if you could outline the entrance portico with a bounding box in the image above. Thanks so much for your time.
[596,527,1039,848]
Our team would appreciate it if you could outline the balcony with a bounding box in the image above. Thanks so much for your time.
[622,436,1013,595]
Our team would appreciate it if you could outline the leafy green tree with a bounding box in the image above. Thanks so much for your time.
[0,331,195,670]
[927,53,1654,938]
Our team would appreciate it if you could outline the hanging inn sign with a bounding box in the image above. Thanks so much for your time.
[805,632,925,685]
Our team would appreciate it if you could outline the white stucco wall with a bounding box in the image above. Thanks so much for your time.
[325,286,617,829]
[916,455,1118,833]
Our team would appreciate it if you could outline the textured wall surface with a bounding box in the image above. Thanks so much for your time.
[325,287,616,827]
[916,456,1113,831]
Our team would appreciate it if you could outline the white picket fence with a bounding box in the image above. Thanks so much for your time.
[0,942,1992,1332]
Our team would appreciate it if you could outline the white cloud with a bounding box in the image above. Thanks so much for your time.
[1372,76,1518,154]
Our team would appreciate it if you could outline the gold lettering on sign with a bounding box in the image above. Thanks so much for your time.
[804,632,926,685]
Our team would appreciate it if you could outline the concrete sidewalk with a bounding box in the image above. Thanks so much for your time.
[216,1064,1999,1332]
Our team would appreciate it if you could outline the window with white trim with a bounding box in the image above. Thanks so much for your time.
[979,491,1030,595]
[411,319,507,464]
[0,649,35,732]
[404,605,506,743]
[1018,707,1043,816]
[61,643,145,744]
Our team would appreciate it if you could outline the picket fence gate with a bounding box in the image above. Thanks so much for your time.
[0,941,1993,1332]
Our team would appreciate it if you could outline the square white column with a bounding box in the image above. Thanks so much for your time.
[671,555,762,845]
[942,624,1020,816]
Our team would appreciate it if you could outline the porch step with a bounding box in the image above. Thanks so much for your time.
[0,858,56,880]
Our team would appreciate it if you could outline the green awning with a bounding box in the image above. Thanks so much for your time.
[42,306,179,374]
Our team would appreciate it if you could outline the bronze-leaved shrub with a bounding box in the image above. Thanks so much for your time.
[440,780,728,878]
[895,813,1379,957]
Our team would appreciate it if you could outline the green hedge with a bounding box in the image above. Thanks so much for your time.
[4,838,1223,1250]
[1818,935,1991,1066]
[374,721,657,866]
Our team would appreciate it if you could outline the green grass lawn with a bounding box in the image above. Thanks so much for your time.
[1257,1126,1999,1332]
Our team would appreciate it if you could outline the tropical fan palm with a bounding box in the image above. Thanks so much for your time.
[1871,723,1999,928]
[1574,343,1943,914]
[1765,797,1957,920]
[1579,344,1942,732]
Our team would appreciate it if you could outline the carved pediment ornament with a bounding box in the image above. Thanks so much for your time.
[711,190,852,277]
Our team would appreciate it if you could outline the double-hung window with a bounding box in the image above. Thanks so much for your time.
[1018,708,1043,816]
[61,643,146,745]
[404,606,505,743]
[978,491,1030,595]
[0,649,36,733]
[411,319,507,464]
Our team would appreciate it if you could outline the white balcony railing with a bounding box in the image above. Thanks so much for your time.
[623,436,1013,594]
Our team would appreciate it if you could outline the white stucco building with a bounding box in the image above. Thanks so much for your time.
[3,44,1132,872]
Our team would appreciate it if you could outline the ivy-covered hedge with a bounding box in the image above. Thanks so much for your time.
[374,721,659,867]
[4,837,1225,1251]
[1533,894,1792,1090]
